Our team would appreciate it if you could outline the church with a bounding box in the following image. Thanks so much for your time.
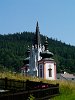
[21,22,56,80]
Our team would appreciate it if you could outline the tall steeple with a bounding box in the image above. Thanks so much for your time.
[34,21,41,48]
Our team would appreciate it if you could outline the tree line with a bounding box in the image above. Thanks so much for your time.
[0,32,75,73]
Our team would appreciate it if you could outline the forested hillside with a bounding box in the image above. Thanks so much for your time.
[0,32,75,73]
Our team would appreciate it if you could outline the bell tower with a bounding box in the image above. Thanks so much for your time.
[29,22,42,76]
[38,37,56,80]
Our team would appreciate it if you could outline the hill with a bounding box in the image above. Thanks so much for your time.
[0,32,75,73]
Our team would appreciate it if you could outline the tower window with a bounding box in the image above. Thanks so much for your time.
[48,68,52,77]
[40,69,42,78]
[39,65,43,78]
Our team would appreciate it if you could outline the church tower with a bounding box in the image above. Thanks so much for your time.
[21,22,56,80]
[29,22,42,76]
[34,21,41,48]
[21,46,30,76]
[38,37,56,80]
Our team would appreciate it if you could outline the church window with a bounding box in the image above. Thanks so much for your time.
[39,65,43,78]
[48,68,52,77]
[40,69,42,78]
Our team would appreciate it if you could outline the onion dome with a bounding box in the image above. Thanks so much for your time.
[23,57,30,65]
[40,37,53,59]
[23,46,30,65]
[26,45,30,57]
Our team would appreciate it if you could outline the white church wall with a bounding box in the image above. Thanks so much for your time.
[45,62,56,80]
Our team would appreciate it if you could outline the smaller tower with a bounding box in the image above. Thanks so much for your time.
[21,46,30,76]
[38,37,56,80]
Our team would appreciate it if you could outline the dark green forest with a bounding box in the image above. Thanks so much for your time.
[0,32,75,73]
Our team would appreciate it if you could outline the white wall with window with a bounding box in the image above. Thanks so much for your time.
[45,62,56,80]
[38,64,44,78]
[38,61,56,80]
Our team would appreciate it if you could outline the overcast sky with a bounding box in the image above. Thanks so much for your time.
[0,0,75,46]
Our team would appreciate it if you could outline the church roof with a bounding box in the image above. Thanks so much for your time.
[38,58,54,62]
[61,73,75,79]
[40,50,53,58]
[23,57,30,64]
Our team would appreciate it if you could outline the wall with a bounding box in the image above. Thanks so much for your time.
[45,62,56,80]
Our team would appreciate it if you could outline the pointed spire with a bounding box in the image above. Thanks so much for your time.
[36,21,38,27]
[34,21,41,47]
[36,21,40,37]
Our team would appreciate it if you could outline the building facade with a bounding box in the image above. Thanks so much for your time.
[21,22,56,80]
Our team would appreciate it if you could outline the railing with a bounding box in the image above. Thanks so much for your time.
[0,77,26,91]
[0,77,59,100]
